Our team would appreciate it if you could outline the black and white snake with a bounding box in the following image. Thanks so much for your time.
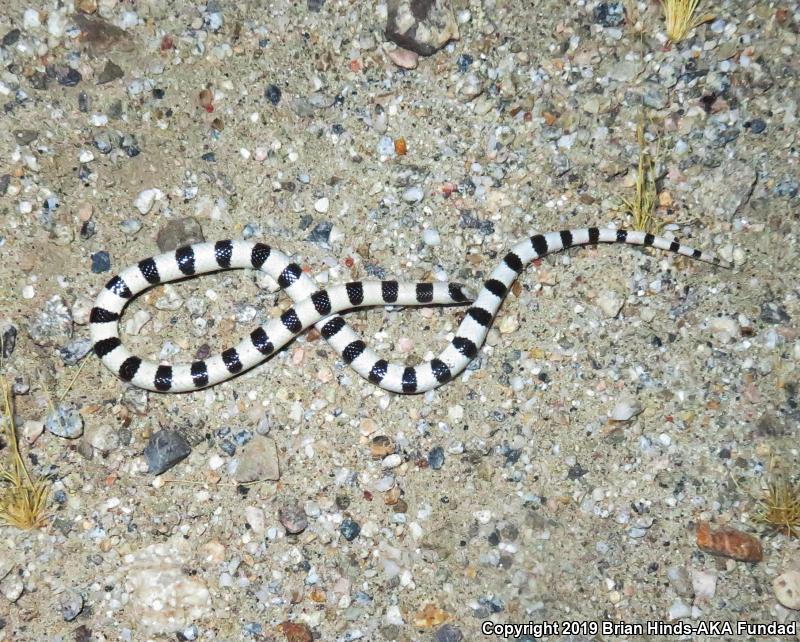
[90,228,727,393]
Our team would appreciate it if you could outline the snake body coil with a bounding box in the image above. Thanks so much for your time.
[90,228,726,393]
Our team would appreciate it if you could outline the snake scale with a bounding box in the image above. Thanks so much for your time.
[90,227,728,393]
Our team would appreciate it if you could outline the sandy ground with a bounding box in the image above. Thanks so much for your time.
[1,0,799,640]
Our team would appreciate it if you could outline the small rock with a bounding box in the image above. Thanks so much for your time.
[749,118,767,134]
[709,316,739,343]
[340,518,361,541]
[760,302,790,324]
[91,250,111,273]
[264,84,282,105]
[610,398,643,422]
[667,598,691,620]
[28,295,73,347]
[97,60,124,85]
[234,436,280,483]
[370,435,395,458]
[244,506,266,534]
[13,129,38,145]
[691,569,716,600]
[278,503,308,534]
[695,161,756,220]
[594,2,626,27]
[306,221,332,245]
[0,573,23,602]
[156,217,205,252]
[59,338,93,365]
[666,566,694,597]
[402,186,424,203]
[773,571,800,610]
[385,0,459,56]
[144,430,192,475]
[387,46,419,69]
[85,423,120,453]
[434,624,464,642]
[423,229,440,246]
[314,197,329,213]
[278,621,313,642]
[56,67,82,87]
[134,188,163,214]
[307,0,325,12]
[597,290,623,317]
[696,521,763,562]
[60,591,84,621]
[1,325,17,358]
[428,446,445,470]
[0,174,10,196]
[46,404,84,439]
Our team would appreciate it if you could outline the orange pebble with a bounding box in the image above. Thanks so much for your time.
[696,521,763,562]
[394,137,407,155]
[199,88,214,112]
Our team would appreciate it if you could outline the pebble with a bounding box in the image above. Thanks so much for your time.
[382,454,403,469]
[428,446,445,470]
[120,218,142,235]
[423,228,440,246]
[691,569,717,600]
[387,46,419,69]
[278,621,314,642]
[91,250,111,273]
[97,60,124,85]
[264,84,282,105]
[434,624,464,642]
[340,518,361,541]
[2,324,18,358]
[667,599,691,620]
[143,430,192,475]
[709,316,739,343]
[244,506,266,534]
[134,188,163,214]
[760,302,790,324]
[234,436,280,483]
[596,290,623,317]
[27,295,73,347]
[385,0,459,56]
[59,338,93,365]
[46,404,84,439]
[666,566,694,597]
[278,504,308,534]
[314,197,330,213]
[156,217,205,252]
[696,522,763,562]
[60,590,84,621]
[610,398,643,421]
[594,2,626,27]
[773,571,800,610]
[402,186,424,203]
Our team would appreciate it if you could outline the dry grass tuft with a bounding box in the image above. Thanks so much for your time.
[619,120,661,234]
[0,374,50,530]
[660,0,714,43]
[754,477,800,538]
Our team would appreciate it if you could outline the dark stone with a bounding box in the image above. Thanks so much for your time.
[91,251,111,273]
[385,0,459,56]
[1,324,17,358]
[567,463,588,480]
[594,2,626,27]
[78,92,90,112]
[156,217,205,252]
[434,624,464,642]
[748,118,766,134]
[144,430,192,475]
[57,67,83,87]
[13,129,38,145]
[456,53,473,72]
[97,60,124,85]
[306,221,332,244]
[760,302,790,324]
[0,174,9,196]
[428,446,445,470]
[264,84,282,104]
[2,29,20,46]
[307,0,325,11]
[340,518,361,541]
[29,71,49,90]
[80,219,97,240]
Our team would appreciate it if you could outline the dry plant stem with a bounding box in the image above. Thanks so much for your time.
[755,479,800,538]
[620,120,661,234]
[661,0,714,43]
[0,348,50,529]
